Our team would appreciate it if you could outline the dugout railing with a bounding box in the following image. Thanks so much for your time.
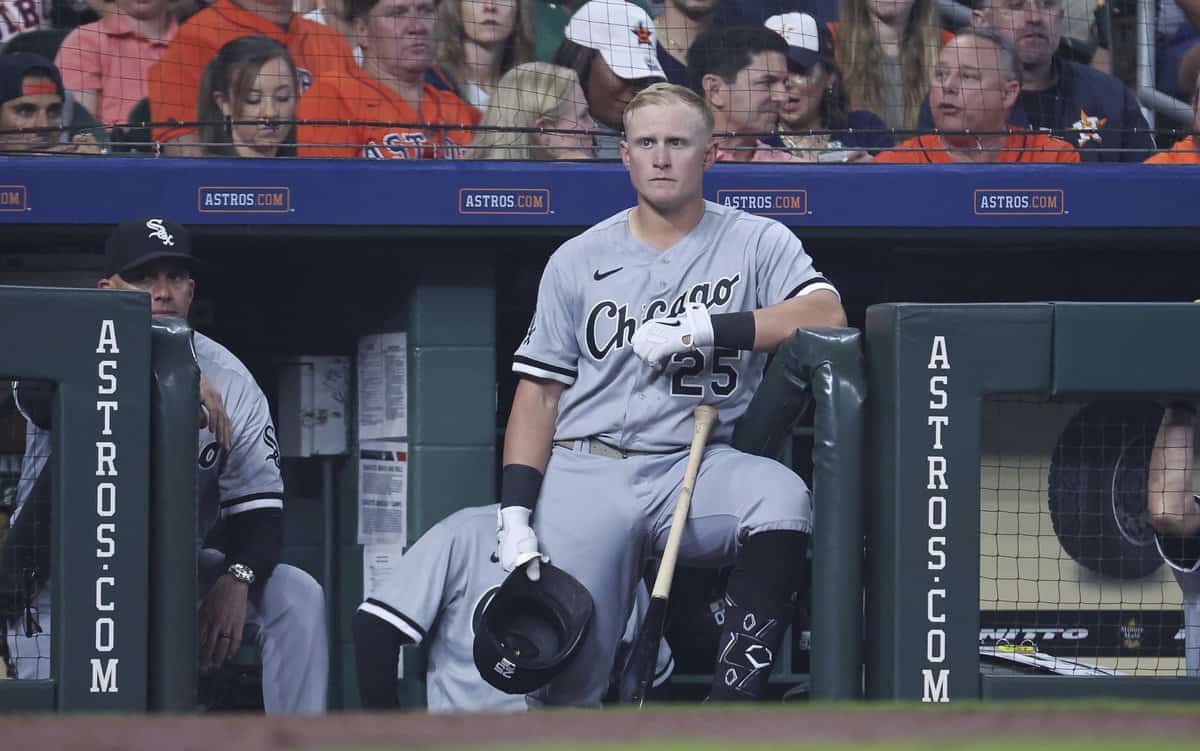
[866,302,1200,701]
[731,327,866,700]
[0,286,198,712]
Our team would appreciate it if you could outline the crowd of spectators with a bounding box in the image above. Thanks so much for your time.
[0,0,1195,161]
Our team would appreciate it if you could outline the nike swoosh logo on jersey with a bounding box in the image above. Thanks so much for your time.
[659,320,681,327]
[593,267,623,281]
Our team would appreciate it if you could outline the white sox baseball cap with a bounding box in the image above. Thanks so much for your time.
[566,0,665,82]
[764,11,833,69]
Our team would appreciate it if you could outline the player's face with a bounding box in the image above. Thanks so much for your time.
[586,55,657,129]
[0,77,64,153]
[461,0,517,47]
[722,51,788,135]
[535,81,596,158]
[363,0,437,75]
[116,0,169,20]
[101,260,196,319]
[216,56,296,157]
[779,62,829,130]
[930,36,1018,134]
[620,102,716,213]
[981,0,1063,69]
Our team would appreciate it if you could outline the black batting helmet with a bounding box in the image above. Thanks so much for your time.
[473,562,594,694]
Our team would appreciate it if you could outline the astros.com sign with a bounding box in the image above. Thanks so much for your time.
[197,186,291,214]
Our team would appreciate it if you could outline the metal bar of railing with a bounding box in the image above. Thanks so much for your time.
[1137,0,1158,127]
[1138,87,1195,124]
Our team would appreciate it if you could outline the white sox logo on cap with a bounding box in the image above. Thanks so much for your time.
[493,658,517,679]
[146,218,175,246]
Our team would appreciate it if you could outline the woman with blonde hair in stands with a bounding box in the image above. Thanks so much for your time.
[834,0,949,133]
[436,0,536,113]
[468,62,595,159]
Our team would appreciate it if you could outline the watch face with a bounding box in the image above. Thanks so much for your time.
[229,563,255,584]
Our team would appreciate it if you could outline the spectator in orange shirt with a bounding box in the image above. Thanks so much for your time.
[435,0,536,113]
[197,35,299,156]
[875,30,1079,163]
[55,0,179,126]
[468,62,594,158]
[1146,69,1199,163]
[146,0,355,152]
[295,0,480,158]
[689,24,800,162]
[834,0,945,133]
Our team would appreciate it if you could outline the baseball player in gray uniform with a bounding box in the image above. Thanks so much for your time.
[1148,401,1200,676]
[353,504,673,712]
[496,82,846,706]
[2,218,328,713]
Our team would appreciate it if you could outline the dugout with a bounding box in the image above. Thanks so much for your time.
[2,157,1200,708]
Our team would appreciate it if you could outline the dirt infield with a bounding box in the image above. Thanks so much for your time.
[7,704,1200,751]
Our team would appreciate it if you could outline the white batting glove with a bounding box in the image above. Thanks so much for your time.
[497,506,547,581]
[631,302,715,369]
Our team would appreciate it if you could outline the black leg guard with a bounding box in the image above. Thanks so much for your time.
[708,530,808,701]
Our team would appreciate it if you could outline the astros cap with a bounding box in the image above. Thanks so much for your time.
[764,12,834,70]
[104,217,195,277]
[566,0,665,82]
[0,53,64,107]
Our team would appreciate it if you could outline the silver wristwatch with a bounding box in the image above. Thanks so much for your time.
[227,562,256,585]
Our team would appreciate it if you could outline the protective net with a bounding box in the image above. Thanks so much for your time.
[980,396,1194,678]
[0,0,1191,161]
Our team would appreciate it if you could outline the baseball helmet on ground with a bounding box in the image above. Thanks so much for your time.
[473,561,594,694]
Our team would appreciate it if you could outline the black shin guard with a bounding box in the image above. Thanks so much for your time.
[709,530,809,701]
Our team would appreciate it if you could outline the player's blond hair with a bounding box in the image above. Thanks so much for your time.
[621,83,715,137]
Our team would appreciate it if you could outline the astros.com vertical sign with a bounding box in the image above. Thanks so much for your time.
[923,335,950,702]
[92,318,121,693]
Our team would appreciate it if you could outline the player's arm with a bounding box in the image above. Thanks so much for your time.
[1148,403,1200,538]
[353,512,465,709]
[503,377,564,476]
[496,377,564,580]
[201,376,285,668]
[352,610,408,709]
[502,246,579,579]
[210,377,283,585]
[747,289,847,353]
[633,221,846,366]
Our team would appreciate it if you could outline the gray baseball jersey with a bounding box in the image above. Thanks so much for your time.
[514,200,837,452]
[358,504,674,712]
[193,332,284,535]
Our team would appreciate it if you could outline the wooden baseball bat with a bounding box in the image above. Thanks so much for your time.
[628,404,719,706]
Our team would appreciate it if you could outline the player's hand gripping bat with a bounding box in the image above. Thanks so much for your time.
[627,404,719,706]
